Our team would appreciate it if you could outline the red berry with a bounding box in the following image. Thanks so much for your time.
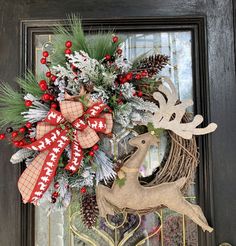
[80,187,87,194]
[25,100,32,107]
[13,141,20,147]
[39,79,47,86]
[126,72,133,81]
[19,127,26,133]
[117,48,122,55]
[92,144,99,151]
[25,122,32,128]
[40,83,48,91]
[105,54,111,60]
[0,134,5,140]
[133,91,137,96]
[112,36,118,43]
[40,58,47,64]
[135,74,141,80]
[89,151,95,157]
[49,95,54,101]
[12,131,18,138]
[43,93,50,101]
[51,103,57,109]
[42,51,49,57]
[71,64,77,71]
[46,71,51,77]
[51,75,57,82]
[120,76,127,84]
[65,49,72,54]
[65,40,72,48]
[30,138,36,142]
[137,91,143,97]
[19,140,24,147]
[54,182,60,189]
[141,70,148,77]
[52,191,59,198]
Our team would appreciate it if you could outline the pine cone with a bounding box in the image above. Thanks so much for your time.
[81,193,99,228]
[84,81,94,92]
[136,54,169,76]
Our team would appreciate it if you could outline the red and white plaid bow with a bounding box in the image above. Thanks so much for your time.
[18,100,113,204]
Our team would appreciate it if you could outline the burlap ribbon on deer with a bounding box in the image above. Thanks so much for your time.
[18,100,113,204]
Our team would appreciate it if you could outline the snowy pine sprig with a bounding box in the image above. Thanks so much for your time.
[21,98,50,123]
[129,96,158,113]
[93,150,116,184]
[10,149,35,164]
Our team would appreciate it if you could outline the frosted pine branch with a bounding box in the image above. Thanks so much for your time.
[129,97,158,113]
[10,149,35,164]
[94,150,116,184]
[21,100,49,123]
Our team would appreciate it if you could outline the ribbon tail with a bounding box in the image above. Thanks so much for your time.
[18,130,70,204]
[87,118,107,132]
[85,102,111,117]
[65,138,83,174]
[44,108,66,125]
[22,127,62,151]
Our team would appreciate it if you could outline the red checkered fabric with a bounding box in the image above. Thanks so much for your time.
[60,101,84,122]
[36,122,56,139]
[101,113,113,134]
[76,127,99,148]
[18,151,48,203]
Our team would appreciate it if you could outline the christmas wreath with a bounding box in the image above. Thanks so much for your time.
[0,17,217,232]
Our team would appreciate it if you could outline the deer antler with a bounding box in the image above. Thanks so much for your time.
[152,77,217,139]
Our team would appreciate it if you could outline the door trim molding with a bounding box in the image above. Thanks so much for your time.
[20,16,214,246]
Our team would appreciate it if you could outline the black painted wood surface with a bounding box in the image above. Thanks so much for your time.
[0,0,235,245]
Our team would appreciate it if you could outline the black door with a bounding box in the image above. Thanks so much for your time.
[0,1,235,245]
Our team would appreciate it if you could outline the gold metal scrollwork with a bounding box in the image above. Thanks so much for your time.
[69,211,163,246]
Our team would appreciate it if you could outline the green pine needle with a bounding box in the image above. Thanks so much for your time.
[16,70,44,97]
[0,83,26,128]
[52,15,122,64]
[0,70,46,128]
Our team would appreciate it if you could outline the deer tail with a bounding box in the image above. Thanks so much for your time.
[175,177,187,189]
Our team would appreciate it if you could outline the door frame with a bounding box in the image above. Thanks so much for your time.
[20,16,214,246]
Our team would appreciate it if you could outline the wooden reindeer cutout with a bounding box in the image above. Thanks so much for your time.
[96,132,213,232]
[152,77,217,139]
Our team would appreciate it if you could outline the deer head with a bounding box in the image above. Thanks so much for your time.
[151,77,217,139]
[128,132,159,148]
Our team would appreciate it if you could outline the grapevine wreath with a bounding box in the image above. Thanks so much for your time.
[0,17,217,232]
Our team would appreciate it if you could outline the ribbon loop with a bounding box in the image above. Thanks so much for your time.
[44,109,66,125]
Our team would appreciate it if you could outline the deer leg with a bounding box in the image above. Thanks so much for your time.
[192,204,208,224]
[168,199,213,232]
[96,185,115,217]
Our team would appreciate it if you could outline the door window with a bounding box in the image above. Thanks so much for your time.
[34,30,197,246]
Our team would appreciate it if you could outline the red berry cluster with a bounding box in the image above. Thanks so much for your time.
[0,121,35,146]
[80,186,87,194]
[51,182,60,203]
[112,35,118,43]
[88,144,99,157]
[38,49,61,109]
[40,51,49,65]
[65,40,72,54]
